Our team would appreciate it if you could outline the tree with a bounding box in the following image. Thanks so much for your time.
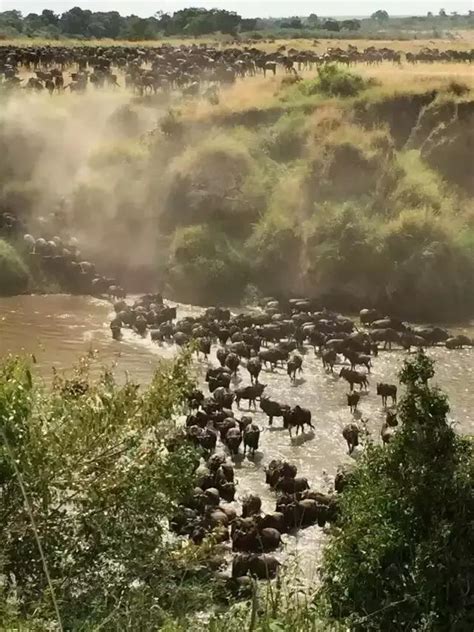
[165,7,207,35]
[307,13,320,27]
[371,9,389,20]
[439,8,447,16]
[211,9,241,35]
[88,11,122,38]
[280,17,303,29]
[319,351,474,630]
[23,13,43,33]
[341,19,361,31]
[322,19,341,32]
[185,14,214,36]
[59,6,92,36]
[0,10,23,33]
[41,9,59,26]
[121,16,158,40]
[240,18,258,32]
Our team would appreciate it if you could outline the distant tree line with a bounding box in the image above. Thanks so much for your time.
[0,7,473,40]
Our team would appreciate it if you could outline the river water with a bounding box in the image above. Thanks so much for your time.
[1,294,473,577]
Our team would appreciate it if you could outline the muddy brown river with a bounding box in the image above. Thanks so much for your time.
[1,295,473,578]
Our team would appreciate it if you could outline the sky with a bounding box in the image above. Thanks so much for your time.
[2,1,472,19]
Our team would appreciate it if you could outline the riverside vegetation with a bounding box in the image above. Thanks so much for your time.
[1,62,473,320]
[0,351,472,630]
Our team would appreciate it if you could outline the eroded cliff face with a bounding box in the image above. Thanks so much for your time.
[1,84,472,318]
[357,91,474,194]
[419,100,474,195]
[355,92,437,148]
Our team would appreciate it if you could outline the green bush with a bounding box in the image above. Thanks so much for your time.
[319,352,474,631]
[246,216,302,296]
[0,239,29,295]
[302,204,384,305]
[301,65,374,98]
[389,150,453,213]
[167,224,248,304]
[379,209,474,318]
[261,111,308,162]
[161,135,264,234]
[0,353,229,630]
[304,123,394,203]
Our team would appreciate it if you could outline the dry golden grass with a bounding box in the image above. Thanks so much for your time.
[357,61,474,90]
[181,60,474,123]
[181,75,281,120]
[1,34,473,52]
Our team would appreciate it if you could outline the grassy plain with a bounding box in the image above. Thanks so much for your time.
[1,34,473,51]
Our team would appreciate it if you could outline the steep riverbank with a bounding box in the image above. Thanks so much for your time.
[1,68,473,319]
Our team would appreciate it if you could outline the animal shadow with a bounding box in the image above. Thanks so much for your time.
[290,430,315,446]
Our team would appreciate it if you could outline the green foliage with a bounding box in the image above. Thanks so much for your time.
[246,216,302,296]
[319,352,474,631]
[0,239,29,295]
[261,111,308,162]
[167,559,339,632]
[167,224,248,304]
[155,98,473,318]
[0,7,243,40]
[389,150,451,213]
[300,65,374,99]
[1,8,473,40]
[0,353,226,629]
[161,134,264,234]
[379,209,474,317]
[303,203,384,304]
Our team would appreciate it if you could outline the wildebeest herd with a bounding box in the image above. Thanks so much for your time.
[1,42,472,97]
[0,210,126,298]
[108,292,472,581]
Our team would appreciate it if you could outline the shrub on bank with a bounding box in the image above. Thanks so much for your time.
[166,224,248,304]
[388,150,454,214]
[300,65,375,99]
[318,352,474,631]
[301,203,384,307]
[304,123,394,205]
[261,111,308,161]
[246,216,302,297]
[379,209,474,318]
[0,353,230,630]
[160,135,264,235]
[0,239,29,295]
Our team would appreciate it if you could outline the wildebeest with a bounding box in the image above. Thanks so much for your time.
[342,423,359,454]
[243,424,260,456]
[343,350,372,372]
[287,354,303,382]
[381,421,395,445]
[346,391,360,413]
[282,405,314,437]
[376,383,397,407]
[260,397,290,426]
[225,352,240,374]
[321,348,337,372]
[234,383,266,408]
[247,357,262,384]
[339,368,369,391]
[225,427,242,455]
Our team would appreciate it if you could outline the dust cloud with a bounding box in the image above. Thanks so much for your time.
[0,88,167,286]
